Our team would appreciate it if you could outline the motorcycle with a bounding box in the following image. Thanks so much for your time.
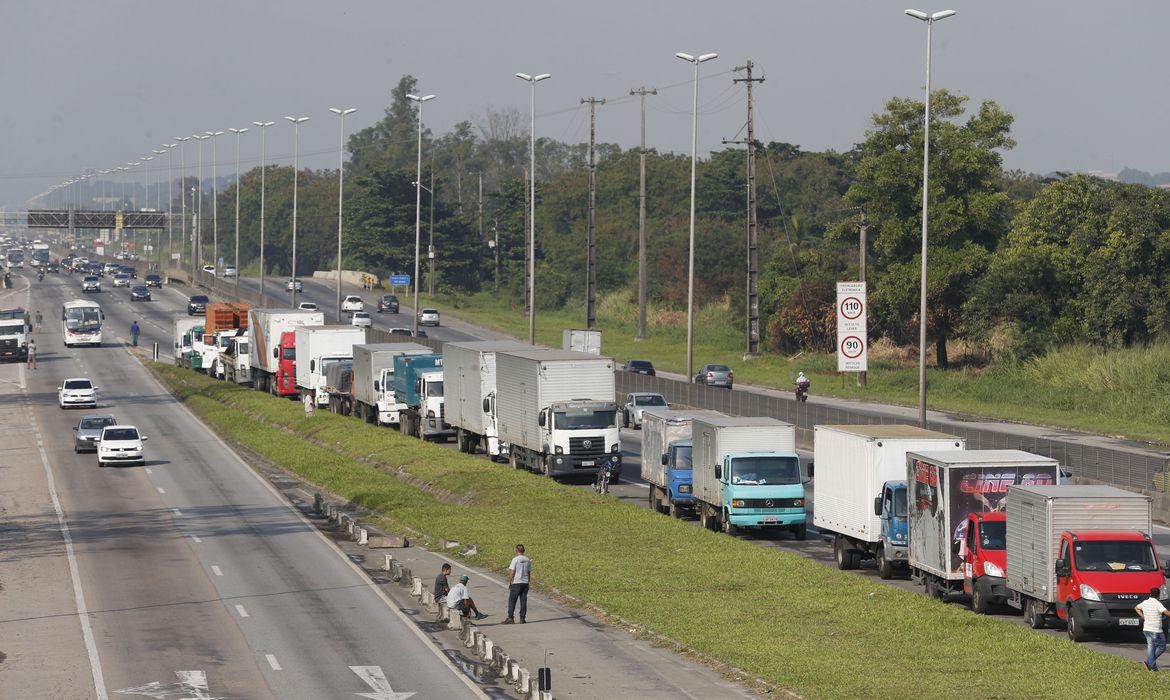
[795,380,810,403]
[36,270,44,282]
[593,462,616,495]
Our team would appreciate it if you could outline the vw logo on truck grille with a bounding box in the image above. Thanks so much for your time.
[582,439,592,449]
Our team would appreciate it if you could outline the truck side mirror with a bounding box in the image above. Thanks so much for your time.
[806,461,814,478]
[661,454,668,466]
[273,347,279,359]
[483,398,491,413]
[952,540,962,556]
[538,412,546,427]
[374,380,380,392]
[874,497,883,517]
[1055,561,1070,578]
[714,465,722,480]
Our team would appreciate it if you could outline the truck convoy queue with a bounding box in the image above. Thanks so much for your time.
[172,301,1170,646]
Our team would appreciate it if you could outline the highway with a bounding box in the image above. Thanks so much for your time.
[0,270,487,699]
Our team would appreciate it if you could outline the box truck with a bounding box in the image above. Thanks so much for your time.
[907,450,1059,601]
[221,333,251,385]
[173,317,202,367]
[495,349,620,478]
[641,408,725,518]
[813,425,964,578]
[248,308,324,396]
[691,416,805,537]
[352,342,431,426]
[1005,484,1167,641]
[294,325,366,406]
[391,353,452,441]
[443,340,532,460]
[324,358,355,415]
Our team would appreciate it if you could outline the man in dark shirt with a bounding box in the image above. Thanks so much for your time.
[434,563,452,602]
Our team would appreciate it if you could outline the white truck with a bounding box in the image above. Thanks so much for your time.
[294,325,366,406]
[443,340,532,461]
[641,408,725,518]
[221,334,251,384]
[691,416,805,537]
[248,308,324,396]
[351,342,431,426]
[172,317,201,367]
[495,348,621,479]
[813,425,964,578]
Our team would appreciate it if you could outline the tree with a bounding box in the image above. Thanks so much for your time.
[845,90,1015,366]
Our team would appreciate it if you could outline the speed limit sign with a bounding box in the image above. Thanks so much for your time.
[837,282,867,371]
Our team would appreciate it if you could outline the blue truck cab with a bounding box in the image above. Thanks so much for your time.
[876,479,909,576]
[664,439,694,506]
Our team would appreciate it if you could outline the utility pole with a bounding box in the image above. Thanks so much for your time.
[581,97,605,329]
[630,87,656,340]
[858,207,868,387]
[492,218,500,292]
[726,60,764,358]
[428,151,436,296]
[522,167,531,315]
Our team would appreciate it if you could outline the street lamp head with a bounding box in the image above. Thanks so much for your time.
[515,72,532,81]
[329,107,358,115]
[534,73,551,82]
[252,121,275,128]
[932,9,956,20]
[284,116,310,124]
[175,136,190,142]
[406,94,436,103]
[675,52,694,62]
[905,9,929,20]
[229,127,249,134]
[206,130,224,137]
[698,53,718,63]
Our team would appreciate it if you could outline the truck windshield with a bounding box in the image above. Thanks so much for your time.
[979,521,1006,550]
[554,409,617,430]
[0,322,25,335]
[731,456,801,485]
[283,347,295,360]
[671,445,693,470]
[1074,540,1159,572]
[426,380,444,397]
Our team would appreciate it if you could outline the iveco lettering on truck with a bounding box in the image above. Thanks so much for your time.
[248,308,324,395]
[294,325,366,406]
[641,408,725,518]
[391,353,452,441]
[351,342,431,426]
[442,340,531,461]
[813,425,964,579]
[494,349,620,478]
[907,450,1058,601]
[691,415,805,537]
[1004,484,1168,642]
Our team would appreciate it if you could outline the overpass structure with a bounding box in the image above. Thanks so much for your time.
[1,209,171,229]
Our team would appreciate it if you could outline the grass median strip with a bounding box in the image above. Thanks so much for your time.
[154,363,1162,698]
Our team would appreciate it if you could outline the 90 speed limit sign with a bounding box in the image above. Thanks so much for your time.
[836,282,868,371]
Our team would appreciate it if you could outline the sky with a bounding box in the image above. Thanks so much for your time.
[2,0,1167,207]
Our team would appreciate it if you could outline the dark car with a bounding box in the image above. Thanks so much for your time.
[625,359,656,376]
[130,285,151,302]
[188,294,209,315]
[46,262,59,273]
[388,327,427,339]
[121,266,138,279]
[144,274,162,288]
[88,262,104,277]
[694,363,734,389]
[377,294,399,313]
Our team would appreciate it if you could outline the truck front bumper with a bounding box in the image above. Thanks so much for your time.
[546,452,621,477]
[378,408,400,425]
[1069,598,1147,630]
[975,574,1008,603]
[728,508,806,528]
[422,417,455,438]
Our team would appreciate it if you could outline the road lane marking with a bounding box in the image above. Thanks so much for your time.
[114,670,217,700]
[145,467,153,474]
[235,604,249,618]
[211,565,223,576]
[171,508,182,516]
[350,665,415,699]
[189,535,202,543]
[157,487,166,494]
[264,654,281,671]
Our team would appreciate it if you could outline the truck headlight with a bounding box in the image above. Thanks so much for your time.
[983,561,1004,578]
[427,410,435,418]
[732,499,745,508]
[554,445,563,454]
[1079,584,1101,602]
[610,444,620,453]
[678,484,692,493]
[792,499,804,507]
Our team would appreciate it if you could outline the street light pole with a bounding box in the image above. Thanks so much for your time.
[905,8,956,428]
[228,127,249,285]
[194,134,209,270]
[676,51,718,379]
[329,107,357,322]
[164,144,176,269]
[175,136,191,277]
[253,121,275,301]
[285,116,310,308]
[407,93,435,335]
[515,72,550,345]
[206,131,224,271]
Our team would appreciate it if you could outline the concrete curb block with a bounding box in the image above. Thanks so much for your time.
[382,553,394,572]
[446,613,463,631]
[482,638,495,662]
[438,604,450,622]
[356,527,368,546]
[410,576,423,597]
[366,532,408,548]
[517,668,531,694]
[507,659,521,683]
[313,492,324,514]
[459,618,475,643]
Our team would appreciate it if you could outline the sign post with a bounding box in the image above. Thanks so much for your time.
[836,281,867,374]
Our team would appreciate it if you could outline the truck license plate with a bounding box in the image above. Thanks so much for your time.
[763,516,779,523]
[581,460,594,467]
[1119,618,1140,626]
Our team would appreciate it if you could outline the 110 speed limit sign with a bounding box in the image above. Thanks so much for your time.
[836,281,868,372]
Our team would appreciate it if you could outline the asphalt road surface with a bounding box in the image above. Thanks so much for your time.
[0,271,486,699]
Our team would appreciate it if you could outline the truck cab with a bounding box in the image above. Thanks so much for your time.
[415,369,449,439]
[1055,530,1168,641]
[662,439,694,509]
[480,391,508,460]
[392,354,454,440]
[961,511,1007,613]
[375,366,399,425]
[538,400,621,477]
[875,480,909,578]
[223,335,251,384]
[311,355,351,406]
[717,450,806,536]
[271,331,297,396]
[183,325,207,370]
[0,309,31,361]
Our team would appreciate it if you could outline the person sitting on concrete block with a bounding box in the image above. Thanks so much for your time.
[446,575,487,620]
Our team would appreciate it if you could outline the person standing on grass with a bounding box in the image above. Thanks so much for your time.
[26,338,36,370]
[503,544,531,624]
[303,392,315,417]
[1136,586,1170,671]
[446,575,487,620]
[434,563,452,603]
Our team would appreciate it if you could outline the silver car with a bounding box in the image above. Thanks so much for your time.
[694,364,734,389]
[73,414,118,453]
[623,392,668,429]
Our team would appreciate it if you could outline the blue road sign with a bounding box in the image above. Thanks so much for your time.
[390,274,411,286]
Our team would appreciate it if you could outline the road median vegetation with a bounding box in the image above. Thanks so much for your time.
[153,362,1162,698]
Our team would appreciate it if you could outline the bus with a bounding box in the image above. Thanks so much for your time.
[31,243,49,268]
[62,299,104,347]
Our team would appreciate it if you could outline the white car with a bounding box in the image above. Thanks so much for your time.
[623,392,669,429]
[417,308,441,326]
[202,264,217,277]
[297,302,319,311]
[351,311,372,328]
[112,274,131,288]
[97,425,147,467]
[82,276,101,293]
[223,266,238,278]
[286,278,303,292]
[59,378,98,409]
[342,295,364,313]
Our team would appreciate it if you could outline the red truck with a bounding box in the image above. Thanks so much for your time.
[248,308,324,397]
[960,511,1008,614]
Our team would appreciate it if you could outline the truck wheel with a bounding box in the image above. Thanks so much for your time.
[877,548,894,579]
[698,506,714,531]
[834,536,858,570]
[669,501,683,518]
[793,523,808,541]
[721,512,738,536]
[648,489,659,513]
[971,581,991,614]
[1025,599,1047,629]
[1067,605,1091,642]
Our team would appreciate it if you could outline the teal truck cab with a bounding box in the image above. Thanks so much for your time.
[690,415,805,538]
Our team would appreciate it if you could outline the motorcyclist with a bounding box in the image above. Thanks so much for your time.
[36,269,44,282]
[795,371,811,401]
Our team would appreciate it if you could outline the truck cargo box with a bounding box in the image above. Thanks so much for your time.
[443,341,532,436]
[352,342,431,408]
[294,325,366,393]
[248,308,324,375]
[691,416,797,510]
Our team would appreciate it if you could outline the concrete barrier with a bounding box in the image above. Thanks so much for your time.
[438,604,450,622]
[507,659,521,683]
[313,493,324,513]
[517,668,531,694]
[446,612,463,631]
[382,554,394,571]
[483,638,495,661]
[410,576,423,597]
[366,532,408,548]
[356,527,368,546]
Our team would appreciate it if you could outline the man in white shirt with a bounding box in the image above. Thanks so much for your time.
[1135,587,1170,671]
[446,575,486,620]
[503,544,532,624]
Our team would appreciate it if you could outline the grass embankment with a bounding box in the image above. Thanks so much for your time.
[155,362,1161,698]
[424,291,1170,445]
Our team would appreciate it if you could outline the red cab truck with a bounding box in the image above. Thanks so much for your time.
[960,511,1008,613]
[248,308,324,396]
[1005,484,1169,641]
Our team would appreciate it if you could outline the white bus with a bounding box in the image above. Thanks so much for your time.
[62,299,104,347]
